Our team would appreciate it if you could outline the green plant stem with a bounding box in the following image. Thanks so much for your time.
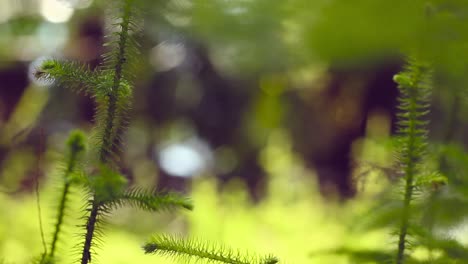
[145,241,251,264]
[395,69,425,264]
[396,100,417,264]
[396,157,416,264]
[156,242,247,264]
[81,202,99,264]
[99,0,131,164]
[100,96,117,163]
[49,151,77,258]
[50,183,70,256]
[144,235,277,264]
[80,2,133,263]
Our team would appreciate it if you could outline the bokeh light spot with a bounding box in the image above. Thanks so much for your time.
[150,42,186,72]
[40,0,74,23]
[157,139,212,178]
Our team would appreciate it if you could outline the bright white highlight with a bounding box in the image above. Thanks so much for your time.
[28,56,54,88]
[40,0,74,23]
[150,42,186,72]
[157,139,212,178]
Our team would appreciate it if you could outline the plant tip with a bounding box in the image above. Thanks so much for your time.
[143,243,158,253]
[67,130,86,153]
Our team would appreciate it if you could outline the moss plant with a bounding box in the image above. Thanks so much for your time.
[39,130,86,264]
[50,131,85,257]
[33,130,85,264]
[36,1,192,263]
[143,235,278,264]
[393,58,432,264]
[316,58,447,264]
[34,0,278,263]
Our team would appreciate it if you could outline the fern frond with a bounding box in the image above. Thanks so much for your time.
[102,188,193,212]
[144,235,278,264]
[35,60,98,95]
[393,57,433,264]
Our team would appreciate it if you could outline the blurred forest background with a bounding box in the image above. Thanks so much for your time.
[1,0,468,263]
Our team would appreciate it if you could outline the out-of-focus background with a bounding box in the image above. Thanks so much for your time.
[1,0,468,263]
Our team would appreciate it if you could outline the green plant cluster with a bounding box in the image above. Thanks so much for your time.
[393,58,433,264]
[29,0,278,264]
[3,0,468,263]
[328,58,468,263]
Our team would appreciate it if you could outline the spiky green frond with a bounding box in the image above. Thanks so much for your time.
[394,59,432,165]
[92,0,139,164]
[393,58,433,264]
[90,78,133,166]
[143,235,278,264]
[102,188,193,212]
[89,165,128,203]
[79,201,101,264]
[35,60,98,95]
[78,1,140,263]
[43,130,87,262]
[100,0,141,83]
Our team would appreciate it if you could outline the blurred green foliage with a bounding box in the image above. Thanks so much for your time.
[0,131,391,264]
[2,0,468,263]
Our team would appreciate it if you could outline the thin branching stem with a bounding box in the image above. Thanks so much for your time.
[80,2,134,263]
[50,151,77,258]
